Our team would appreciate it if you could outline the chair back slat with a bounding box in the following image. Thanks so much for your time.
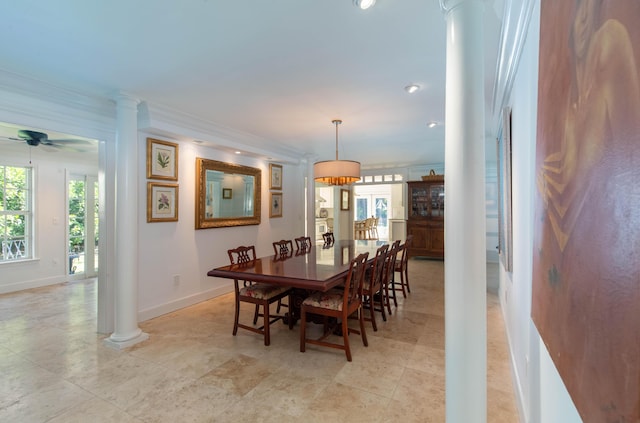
[322,232,335,246]
[227,245,256,265]
[344,252,369,306]
[402,234,413,262]
[383,240,401,285]
[272,239,294,257]
[295,236,312,252]
[368,244,389,292]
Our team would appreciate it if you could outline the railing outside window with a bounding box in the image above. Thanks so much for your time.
[1,238,26,260]
[0,165,32,262]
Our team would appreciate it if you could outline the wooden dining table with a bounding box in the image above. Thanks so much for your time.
[207,239,387,323]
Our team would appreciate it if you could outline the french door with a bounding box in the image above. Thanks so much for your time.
[354,193,390,240]
[67,173,99,279]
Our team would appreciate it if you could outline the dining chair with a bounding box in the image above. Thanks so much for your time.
[370,217,379,239]
[295,236,312,252]
[272,239,294,312]
[300,252,369,361]
[228,245,292,346]
[364,217,374,239]
[362,243,389,331]
[272,239,294,257]
[381,240,401,315]
[322,232,335,245]
[354,220,367,239]
[392,234,413,297]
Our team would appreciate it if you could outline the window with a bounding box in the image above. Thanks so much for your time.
[357,173,404,184]
[0,165,32,261]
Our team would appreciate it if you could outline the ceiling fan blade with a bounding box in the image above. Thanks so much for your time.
[48,138,94,145]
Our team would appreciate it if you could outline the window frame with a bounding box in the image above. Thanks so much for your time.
[0,163,34,263]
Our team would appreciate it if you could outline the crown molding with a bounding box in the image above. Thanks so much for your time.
[490,0,536,132]
[138,101,304,164]
[0,69,116,140]
[0,69,115,118]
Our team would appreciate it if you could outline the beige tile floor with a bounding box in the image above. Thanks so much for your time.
[0,259,518,422]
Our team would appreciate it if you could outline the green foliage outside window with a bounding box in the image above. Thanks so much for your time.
[68,180,85,254]
[1,165,31,260]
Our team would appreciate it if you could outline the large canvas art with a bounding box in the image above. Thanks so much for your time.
[533,0,640,421]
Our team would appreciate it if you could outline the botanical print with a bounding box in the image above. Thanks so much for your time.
[152,145,174,177]
[270,164,282,190]
[270,193,282,218]
[156,191,171,214]
[532,0,640,421]
[147,138,178,181]
[156,149,171,170]
[147,182,178,222]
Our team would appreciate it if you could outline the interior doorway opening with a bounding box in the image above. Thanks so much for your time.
[353,183,405,241]
[67,173,99,280]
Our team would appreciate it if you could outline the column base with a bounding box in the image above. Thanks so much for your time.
[103,331,149,350]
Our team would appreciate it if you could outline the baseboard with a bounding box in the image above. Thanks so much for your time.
[0,275,68,294]
[138,285,232,322]
[501,291,529,423]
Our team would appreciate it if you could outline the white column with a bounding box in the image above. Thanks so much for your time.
[441,0,487,422]
[104,92,149,349]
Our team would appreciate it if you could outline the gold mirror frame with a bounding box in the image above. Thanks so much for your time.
[195,158,262,229]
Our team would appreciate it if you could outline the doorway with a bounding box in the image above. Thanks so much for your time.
[354,186,391,240]
[67,173,99,280]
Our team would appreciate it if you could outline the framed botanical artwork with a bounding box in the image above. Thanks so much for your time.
[270,192,282,218]
[340,189,350,211]
[147,182,179,222]
[147,138,178,181]
[269,163,282,190]
[222,188,232,199]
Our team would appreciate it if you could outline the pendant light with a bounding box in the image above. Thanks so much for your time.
[314,119,361,186]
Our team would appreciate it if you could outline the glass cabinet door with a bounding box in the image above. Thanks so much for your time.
[410,186,429,217]
[429,184,444,218]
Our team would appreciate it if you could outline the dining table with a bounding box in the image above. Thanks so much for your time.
[207,239,387,323]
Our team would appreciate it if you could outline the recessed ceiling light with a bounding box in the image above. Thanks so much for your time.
[428,121,438,128]
[354,0,376,10]
[235,151,242,154]
[193,140,204,144]
[405,84,420,94]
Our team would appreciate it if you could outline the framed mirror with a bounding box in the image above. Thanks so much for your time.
[195,158,262,229]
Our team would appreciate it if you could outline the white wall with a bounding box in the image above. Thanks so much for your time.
[136,132,307,320]
[0,74,309,321]
[500,1,581,421]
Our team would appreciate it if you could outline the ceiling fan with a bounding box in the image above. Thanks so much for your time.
[2,129,94,152]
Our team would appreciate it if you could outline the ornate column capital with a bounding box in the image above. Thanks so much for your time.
[439,0,485,14]
[111,91,140,111]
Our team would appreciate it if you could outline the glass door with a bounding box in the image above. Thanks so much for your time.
[354,193,390,240]
[67,174,98,279]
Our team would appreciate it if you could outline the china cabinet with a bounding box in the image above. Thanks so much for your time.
[406,177,444,259]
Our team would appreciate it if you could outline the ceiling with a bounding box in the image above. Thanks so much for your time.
[0,1,505,169]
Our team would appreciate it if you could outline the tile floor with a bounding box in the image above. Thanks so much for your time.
[0,259,518,422]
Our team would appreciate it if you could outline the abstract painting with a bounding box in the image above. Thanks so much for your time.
[532,0,640,421]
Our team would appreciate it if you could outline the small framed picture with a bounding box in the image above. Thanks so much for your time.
[270,192,282,218]
[147,182,179,222]
[340,189,350,211]
[147,138,178,180]
[269,163,282,190]
[222,188,232,199]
